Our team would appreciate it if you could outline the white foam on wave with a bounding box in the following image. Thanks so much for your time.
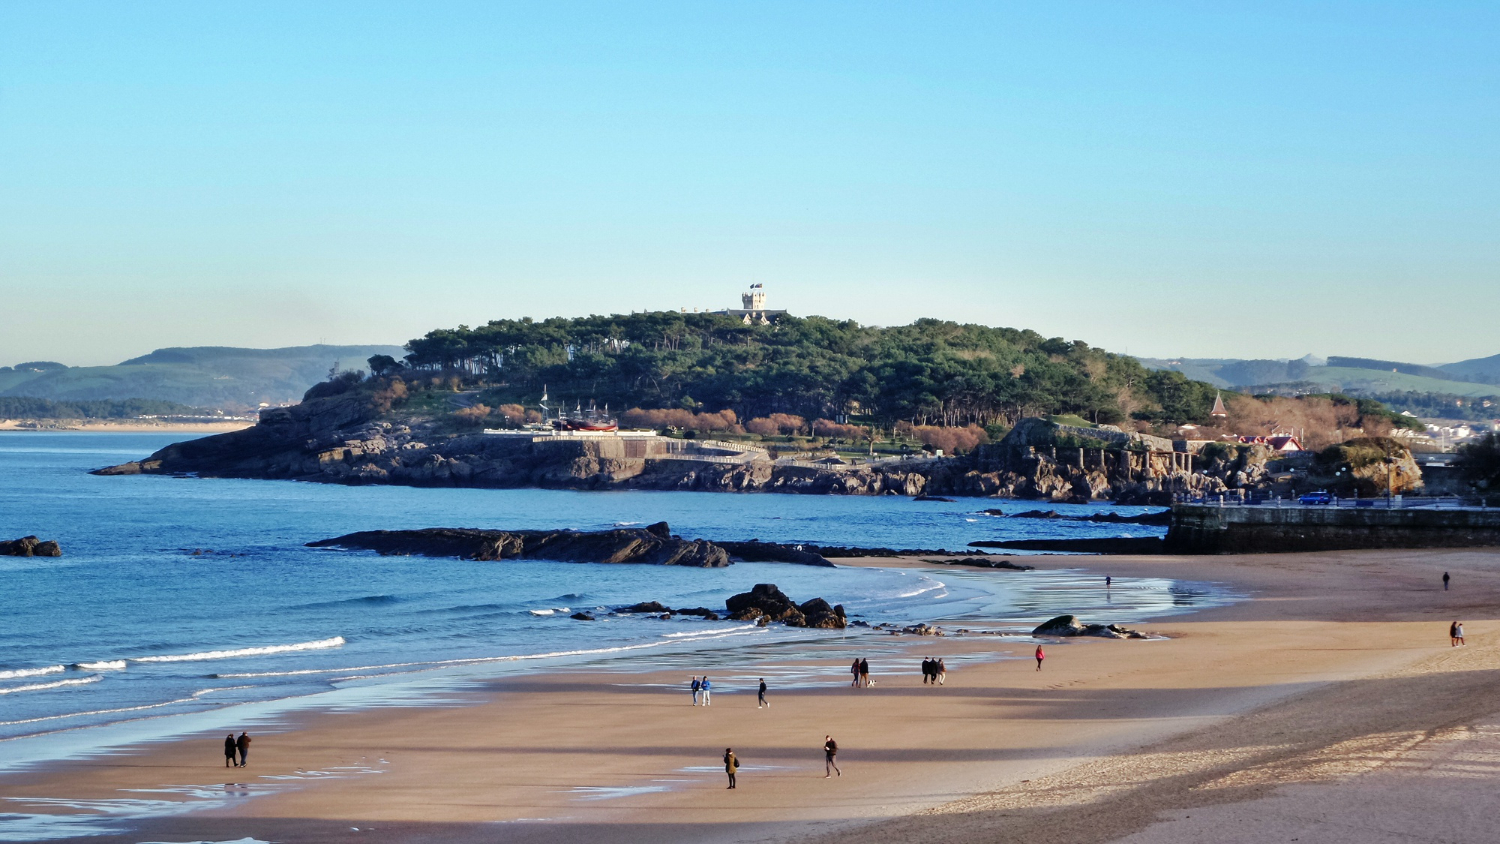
[0,675,102,695]
[527,609,555,616]
[73,660,127,671]
[892,578,947,599]
[0,686,251,727]
[659,626,762,640]
[0,665,64,681]
[215,628,773,680]
[133,637,345,663]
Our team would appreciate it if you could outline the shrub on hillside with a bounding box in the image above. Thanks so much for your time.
[895,422,989,454]
[621,408,741,433]
[746,413,808,436]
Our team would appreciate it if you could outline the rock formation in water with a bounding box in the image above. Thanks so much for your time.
[308,522,731,567]
[1,536,61,557]
[1032,614,1148,639]
[725,583,846,629]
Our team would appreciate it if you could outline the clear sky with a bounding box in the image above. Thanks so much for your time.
[2,2,1496,367]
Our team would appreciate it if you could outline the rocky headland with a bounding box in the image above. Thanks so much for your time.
[1,535,61,557]
[91,390,1265,503]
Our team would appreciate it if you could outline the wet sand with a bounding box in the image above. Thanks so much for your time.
[4,547,1498,844]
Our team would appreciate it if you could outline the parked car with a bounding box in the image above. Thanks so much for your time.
[1299,490,1334,505]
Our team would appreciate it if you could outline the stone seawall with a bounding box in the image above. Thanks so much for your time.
[1165,505,1500,554]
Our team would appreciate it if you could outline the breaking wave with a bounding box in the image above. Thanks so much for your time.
[133,637,346,664]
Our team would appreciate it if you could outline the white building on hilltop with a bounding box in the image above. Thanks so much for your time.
[710,283,788,324]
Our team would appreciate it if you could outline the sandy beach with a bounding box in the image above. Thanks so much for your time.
[5,547,1499,844]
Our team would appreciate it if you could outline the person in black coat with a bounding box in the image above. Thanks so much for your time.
[223,733,237,767]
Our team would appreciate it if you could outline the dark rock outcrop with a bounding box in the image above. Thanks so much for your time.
[717,541,834,567]
[1032,614,1147,639]
[725,583,845,629]
[970,537,1166,555]
[618,601,672,614]
[926,556,1034,570]
[308,524,730,567]
[1,536,61,557]
[570,612,596,621]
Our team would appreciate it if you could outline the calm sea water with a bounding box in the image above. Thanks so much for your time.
[0,432,1212,755]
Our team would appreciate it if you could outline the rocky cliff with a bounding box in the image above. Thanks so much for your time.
[93,394,1253,503]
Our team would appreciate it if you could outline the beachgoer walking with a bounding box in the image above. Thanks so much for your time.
[823,735,841,777]
[1454,622,1466,646]
[223,733,237,767]
[850,658,861,687]
[921,657,932,684]
[1105,575,1112,588]
[859,658,872,687]
[724,748,739,789]
[1450,621,1460,647]
[700,676,712,706]
[692,676,701,705]
[758,678,769,709]
[936,658,946,685]
[1443,572,1450,591]
[236,731,251,767]
[1035,645,1045,671]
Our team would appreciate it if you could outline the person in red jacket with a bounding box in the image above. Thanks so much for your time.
[1034,645,1045,671]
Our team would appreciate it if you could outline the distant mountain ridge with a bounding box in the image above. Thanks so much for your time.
[1136,352,1500,418]
[0,344,405,412]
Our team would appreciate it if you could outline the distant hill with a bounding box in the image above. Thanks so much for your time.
[1138,353,1500,418]
[0,345,405,412]
[1440,353,1500,386]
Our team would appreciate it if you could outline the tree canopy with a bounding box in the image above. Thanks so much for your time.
[397,313,1222,427]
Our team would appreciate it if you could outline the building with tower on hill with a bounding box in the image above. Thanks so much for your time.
[710,284,788,325]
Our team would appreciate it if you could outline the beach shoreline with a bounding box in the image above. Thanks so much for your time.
[3,548,1498,844]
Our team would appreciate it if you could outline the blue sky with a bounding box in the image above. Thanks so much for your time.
[2,2,1496,366]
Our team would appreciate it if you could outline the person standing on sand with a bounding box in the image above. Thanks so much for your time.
[1035,645,1045,671]
[700,676,712,705]
[758,678,769,709]
[1453,622,1466,646]
[692,676,701,705]
[921,657,931,684]
[236,731,251,767]
[223,733,237,767]
[936,658,946,685]
[859,658,871,687]
[823,735,841,777]
[850,658,861,687]
[1443,572,1450,591]
[724,748,739,788]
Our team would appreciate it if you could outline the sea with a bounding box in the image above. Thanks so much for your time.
[0,432,1230,766]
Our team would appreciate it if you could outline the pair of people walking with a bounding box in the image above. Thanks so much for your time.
[721,735,841,788]
[1450,621,1466,646]
[691,676,712,705]
[921,657,946,685]
[849,658,872,687]
[222,731,251,767]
